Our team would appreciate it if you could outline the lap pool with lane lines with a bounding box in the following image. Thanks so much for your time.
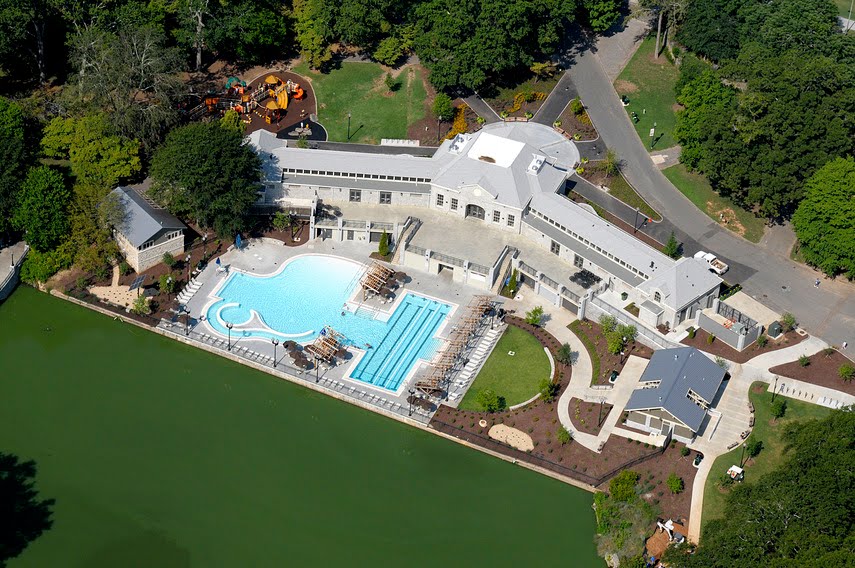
[204,254,451,391]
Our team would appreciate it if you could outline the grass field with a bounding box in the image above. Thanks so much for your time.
[614,35,680,151]
[0,287,602,567]
[701,382,832,533]
[293,62,427,143]
[663,164,766,243]
[459,326,551,410]
[836,0,852,17]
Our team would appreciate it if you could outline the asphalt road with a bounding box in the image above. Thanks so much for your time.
[549,32,855,348]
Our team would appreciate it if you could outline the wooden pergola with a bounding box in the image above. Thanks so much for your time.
[359,261,395,299]
[305,326,346,363]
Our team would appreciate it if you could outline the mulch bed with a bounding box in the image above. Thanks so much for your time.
[430,316,696,521]
[555,103,598,141]
[569,397,613,436]
[243,71,318,137]
[407,96,482,147]
[769,349,855,396]
[570,319,653,385]
[680,328,807,364]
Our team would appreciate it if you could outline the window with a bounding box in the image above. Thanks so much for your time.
[507,215,515,227]
[379,191,392,205]
[349,189,361,202]
[574,254,584,268]
[436,194,444,207]
[654,292,661,302]
[450,198,458,211]
[493,210,501,223]
[550,240,560,255]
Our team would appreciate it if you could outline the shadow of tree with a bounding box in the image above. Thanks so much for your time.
[0,452,55,566]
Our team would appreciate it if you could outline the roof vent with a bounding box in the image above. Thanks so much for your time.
[650,261,655,269]
[478,155,496,163]
[528,154,546,175]
[658,396,663,402]
[448,133,471,155]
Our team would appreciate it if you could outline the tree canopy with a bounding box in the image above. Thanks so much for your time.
[150,122,261,237]
[665,408,855,566]
[12,166,71,252]
[792,157,855,279]
[0,97,26,236]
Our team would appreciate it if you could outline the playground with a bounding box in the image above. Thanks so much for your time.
[182,70,327,141]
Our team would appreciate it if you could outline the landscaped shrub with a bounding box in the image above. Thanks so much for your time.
[798,354,810,367]
[666,473,684,494]
[525,305,544,326]
[707,333,716,345]
[557,426,572,445]
[781,312,797,332]
[539,378,560,402]
[119,261,131,276]
[839,364,855,381]
[609,470,639,502]
[599,314,617,333]
[687,327,696,339]
[445,106,468,139]
[771,398,787,419]
[131,295,150,315]
[756,334,768,347]
[378,230,389,257]
[162,252,176,268]
[476,389,504,413]
[746,437,763,458]
[570,97,584,115]
[680,446,690,457]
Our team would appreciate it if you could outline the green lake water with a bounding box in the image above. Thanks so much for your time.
[1,287,601,567]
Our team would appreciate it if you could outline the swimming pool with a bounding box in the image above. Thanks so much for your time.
[204,255,451,391]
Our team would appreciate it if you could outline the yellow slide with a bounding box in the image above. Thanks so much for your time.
[277,91,288,110]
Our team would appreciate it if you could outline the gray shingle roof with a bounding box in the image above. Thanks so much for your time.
[637,257,722,311]
[624,347,726,432]
[111,186,185,248]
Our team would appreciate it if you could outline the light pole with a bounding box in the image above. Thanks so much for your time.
[347,112,352,141]
[408,388,415,416]
[315,355,320,383]
[598,397,606,427]
[271,338,279,368]
[634,207,640,234]
[186,254,192,283]
[181,305,190,336]
[772,375,779,402]
[226,322,233,351]
[649,122,657,149]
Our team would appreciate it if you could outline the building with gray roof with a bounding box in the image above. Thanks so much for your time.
[624,347,727,442]
[247,122,720,340]
[110,186,186,272]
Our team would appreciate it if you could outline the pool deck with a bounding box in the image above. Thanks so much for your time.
[166,237,495,421]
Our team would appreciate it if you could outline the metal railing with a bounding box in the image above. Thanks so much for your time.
[562,289,581,303]
[432,251,465,267]
[469,262,491,275]
[519,261,537,277]
[541,273,560,290]
[406,243,427,256]
[370,221,394,231]
[589,296,676,350]
[717,301,758,332]
[342,219,366,228]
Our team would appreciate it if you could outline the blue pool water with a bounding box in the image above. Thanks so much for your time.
[205,255,451,391]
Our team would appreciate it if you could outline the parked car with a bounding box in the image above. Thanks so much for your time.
[693,453,704,468]
[694,251,729,275]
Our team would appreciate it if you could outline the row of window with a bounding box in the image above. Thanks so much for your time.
[550,240,585,268]
[282,167,429,184]
[530,208,648,280]
[436,194,515,226]
[349,189,393,205]
[138,230,181,251]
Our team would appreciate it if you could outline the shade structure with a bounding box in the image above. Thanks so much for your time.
[265,100,280,110]
[282,340,297,350]
[379,287,393,298]
[335,347,348,359]
[288,347,302,358]
[392,271,407,282]
[264,75,279,85]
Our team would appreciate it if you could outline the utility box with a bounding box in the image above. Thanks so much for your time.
[768,321,782,339]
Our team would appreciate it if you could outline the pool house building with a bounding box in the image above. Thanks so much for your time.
[248,122,721,341]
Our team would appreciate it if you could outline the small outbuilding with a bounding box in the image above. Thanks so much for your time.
[109,186,186,272]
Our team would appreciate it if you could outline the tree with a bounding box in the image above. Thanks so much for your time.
[556,343,574,365]
[770,398,787,419]
[174,0,211,71]
[641,0,690,59]
[792,157,855,279]
[780,312,796,332]
[663,231,681,259]
[666,473,684,494]
[609,470,639,502]
[745,437,763,458]
[557,426,572,445]
[373,36,405,66]
[525,305,544,326]
[12,166,71,252]
[0,97,26,237]
[839,364,855,381]
[432,93,454,123]
[131,294,151,315]
[0,452,54,565]
[159,272,177,294]
[272,211,292,232]
[220,110,244,134]
[150,122,261,237]
[207,0,289,65]
[598,314,617,333]
[293,0,333,70]
[675,0,740,62]
[601,149,620,177]
[162,252,176,268]
[583,0,622,33]
[664,411,855,567]
[41,115,141,191]
[0,0,56,84]
[378,230,389,257]
[539,378,559,402]
[476,389,503,413]
[383,72,396,92]
[529,61,557,82]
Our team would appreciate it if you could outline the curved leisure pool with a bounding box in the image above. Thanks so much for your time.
[204,255,451,391]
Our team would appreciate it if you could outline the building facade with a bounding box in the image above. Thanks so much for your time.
[110,186,186,272]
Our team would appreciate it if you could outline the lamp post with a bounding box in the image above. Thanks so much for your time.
[634,207,640,234]
[226,322,233,351]
[347,112,352,141]
[315,355,320,383]
[271,338,279,368]
[598,397,606,427]
[181,305,190,336]
[408,388,415,416]
[186,254,192,283]
[772,375,779,402]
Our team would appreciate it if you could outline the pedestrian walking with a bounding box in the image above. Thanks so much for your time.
[814,278,820,288]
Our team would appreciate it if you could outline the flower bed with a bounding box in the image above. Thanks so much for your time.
[769,349,855,396]
[569,397,613,436]
[569,319,653,385]
[680,327,807,364]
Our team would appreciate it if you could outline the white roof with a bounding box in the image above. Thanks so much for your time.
[466,132,525,168]
[637,257,722,310]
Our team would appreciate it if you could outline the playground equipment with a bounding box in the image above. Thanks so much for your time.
[181,74,308,127]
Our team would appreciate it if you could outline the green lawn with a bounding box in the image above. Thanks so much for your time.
[459,326,551,410]
[292,62,427,143]
[701,382,832,533]
[614,35,680,151]
[663,164,766,243]
[836,0,852,17]
[606,173,662,221]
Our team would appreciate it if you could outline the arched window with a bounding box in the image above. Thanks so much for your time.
[654,291,661,302]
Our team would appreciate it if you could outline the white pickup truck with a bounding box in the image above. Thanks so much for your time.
[694,251,729,275]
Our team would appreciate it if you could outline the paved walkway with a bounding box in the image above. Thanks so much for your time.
[0,241,28,284]
[841,16,855,32]
[463,94,501,123]
[650,146,681,169]
[532,71,578,125]
[594,16,651,81]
